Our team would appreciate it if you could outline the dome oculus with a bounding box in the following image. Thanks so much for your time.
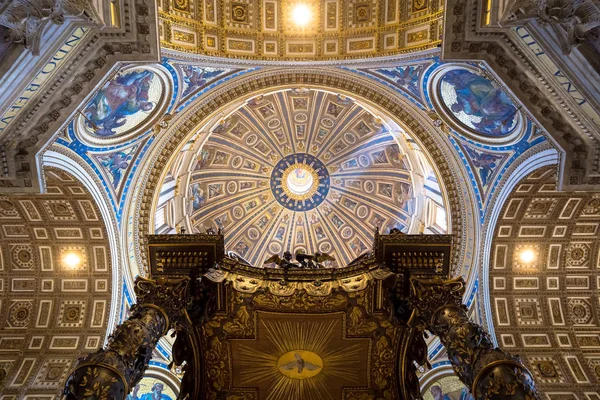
[271,154,329,211]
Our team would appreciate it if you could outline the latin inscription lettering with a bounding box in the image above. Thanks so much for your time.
[0,27,89,134]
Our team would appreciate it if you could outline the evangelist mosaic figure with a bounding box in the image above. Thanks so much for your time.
[442,69,517,136]
[84,70,155,136]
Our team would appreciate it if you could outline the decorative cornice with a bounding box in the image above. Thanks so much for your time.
[0,0,102,55]
[500,0,600,54]
[161,48,444,69]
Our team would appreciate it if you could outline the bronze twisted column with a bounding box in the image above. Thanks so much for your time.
[64,276,192,400]
[408,277,540,400]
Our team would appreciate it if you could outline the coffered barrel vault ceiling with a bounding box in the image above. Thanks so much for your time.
[155,89,447,267]
[490,166,600,397]
[0,169,113,399]
[158,0,443,60]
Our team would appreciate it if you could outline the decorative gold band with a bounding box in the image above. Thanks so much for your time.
[281,163,319,201]
[67,362,129,395]
[140,303,171,336]
[471,359,532,395]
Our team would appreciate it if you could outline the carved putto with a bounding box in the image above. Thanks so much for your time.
[0,0,100,54]
[501,0,600,53]
[264,250,336,269]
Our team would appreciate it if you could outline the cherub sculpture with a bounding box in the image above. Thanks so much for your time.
[296,251,336,269]
[264,251,299,269]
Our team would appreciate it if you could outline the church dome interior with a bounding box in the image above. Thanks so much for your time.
[0,0,599,398]
[153,88,448,267]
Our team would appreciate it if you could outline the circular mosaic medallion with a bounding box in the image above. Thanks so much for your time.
[356,205,368,218]
[438,68,522,140]
[268,119,281,129]
[232,156,243,168]
[233,206,244,218]
[321,118,334,128]
[76,66,171,146]
[248,227,260,240]
[345,132,357,144]
[294,113,308,123]
[269,243,282,253]
[319,242,332,252]
[270,153,330,211]
[246,134,258,145]
[227,181,237,194]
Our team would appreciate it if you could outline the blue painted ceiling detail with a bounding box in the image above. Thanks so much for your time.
[53,59,254,223]
[348,60,549,223]
[439,68,519,137]
[448,118,546,222]
[52,56,549,234]
[172,63,238,103]
[360,63,429,105]
[92,142,143,193]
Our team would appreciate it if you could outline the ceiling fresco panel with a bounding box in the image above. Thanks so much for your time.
[158,0,443,60]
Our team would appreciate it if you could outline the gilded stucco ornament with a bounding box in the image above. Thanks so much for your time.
[158,0,443,61]
[407,277,541,400]
[207,253,393,296]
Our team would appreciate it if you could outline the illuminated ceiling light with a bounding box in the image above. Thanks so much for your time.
[519,249,536,264]
[63,252,82,269]
[292,4,311,27]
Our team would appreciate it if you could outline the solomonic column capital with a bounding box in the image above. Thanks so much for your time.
[407,276,467,332]
[133,276,193,331]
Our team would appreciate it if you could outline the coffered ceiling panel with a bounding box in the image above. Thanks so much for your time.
[0,168,113,399]
[158,0,443,60]
[490,166,600,399]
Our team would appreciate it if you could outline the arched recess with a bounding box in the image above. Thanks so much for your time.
[154,87,447,266]
[478,147,559,342]
[123,68,478,283]
[0,166,115,398]
[489,166,600,396]
[43,148,124,337]
[419,365,472,399]
[118,70,481,370]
